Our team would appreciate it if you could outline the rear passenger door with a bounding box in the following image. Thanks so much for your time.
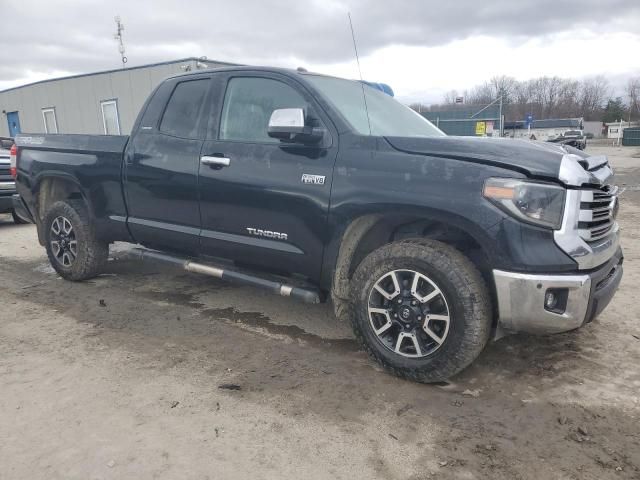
[124,76,212,253]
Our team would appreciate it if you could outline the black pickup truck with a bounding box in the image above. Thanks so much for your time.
[13,67,623,382]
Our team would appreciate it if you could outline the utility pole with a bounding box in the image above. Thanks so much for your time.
[499,93,504,137]
[114,16,127,68]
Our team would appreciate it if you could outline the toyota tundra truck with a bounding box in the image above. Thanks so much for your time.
[12,67,623,382]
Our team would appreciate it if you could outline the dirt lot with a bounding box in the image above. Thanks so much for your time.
[1,144,639,480]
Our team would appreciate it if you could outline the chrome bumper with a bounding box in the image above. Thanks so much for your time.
[493,249,623,334]
[493,270,591,334]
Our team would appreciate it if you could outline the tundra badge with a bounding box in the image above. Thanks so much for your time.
[301,174,325,185]
[246,228,288,241]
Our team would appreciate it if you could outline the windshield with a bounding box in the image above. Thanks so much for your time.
[305,75,445,138]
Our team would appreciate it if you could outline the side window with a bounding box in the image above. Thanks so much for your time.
[220,77,308,143]
[160,79,209,138]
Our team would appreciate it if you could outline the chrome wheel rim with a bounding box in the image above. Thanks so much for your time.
[368,269,451,358]
[50,216,77,267]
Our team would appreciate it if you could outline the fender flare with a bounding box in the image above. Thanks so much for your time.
[328,210,497,302]
[31,172,93,245]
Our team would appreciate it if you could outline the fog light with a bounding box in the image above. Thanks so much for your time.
[545,291,557,309]
[544,288,569,314]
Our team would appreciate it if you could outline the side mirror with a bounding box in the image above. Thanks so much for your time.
[267,108,324,144]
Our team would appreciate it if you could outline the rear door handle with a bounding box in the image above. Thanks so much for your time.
[201,156,230,168]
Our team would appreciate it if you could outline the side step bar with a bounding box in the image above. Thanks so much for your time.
[127,248,322,304]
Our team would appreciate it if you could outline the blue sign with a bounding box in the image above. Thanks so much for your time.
[525,114,534,127]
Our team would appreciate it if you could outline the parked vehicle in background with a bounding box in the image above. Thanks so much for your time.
[0,137,14,149]
[12,67,623,382]
[0,141,30,224]
[548,129,587,150]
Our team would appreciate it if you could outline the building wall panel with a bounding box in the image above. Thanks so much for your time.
[0,58,235,137]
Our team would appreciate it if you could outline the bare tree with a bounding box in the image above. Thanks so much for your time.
[627,77,640,121]
[579,76,610,121]
[510,79,536,120]
[443,90,461,105]
[556,79,580,118]
[488,75,518,104]
[466,83,494,105]
[437,74,620,121]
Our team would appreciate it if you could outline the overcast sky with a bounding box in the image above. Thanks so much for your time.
[1,0,639,104]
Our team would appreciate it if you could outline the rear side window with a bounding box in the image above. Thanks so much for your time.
[160,79,209,138]
[219,77,308,143]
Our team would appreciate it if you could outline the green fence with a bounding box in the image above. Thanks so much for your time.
[421,105,501,136]
[622,128,640,146]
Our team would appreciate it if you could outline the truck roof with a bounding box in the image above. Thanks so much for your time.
[164,65,333,82]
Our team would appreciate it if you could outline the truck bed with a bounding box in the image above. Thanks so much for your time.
[15,134,131,242]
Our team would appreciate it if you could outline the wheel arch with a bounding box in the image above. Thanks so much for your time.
[329,211,495,303]
[33,174,92,245]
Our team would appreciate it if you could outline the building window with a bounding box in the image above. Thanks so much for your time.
[100,100,121,135]
[42,108,58,134]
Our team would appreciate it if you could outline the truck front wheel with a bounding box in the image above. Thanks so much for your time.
[43,200,108,281]
[350,239,492,382]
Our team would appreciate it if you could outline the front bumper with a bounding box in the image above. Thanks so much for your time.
[493,248,623,334]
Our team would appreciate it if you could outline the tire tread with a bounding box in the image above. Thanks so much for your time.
[349,238,492,383]
[43,199,108,281]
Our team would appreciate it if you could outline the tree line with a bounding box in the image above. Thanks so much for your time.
[411,75,640,123]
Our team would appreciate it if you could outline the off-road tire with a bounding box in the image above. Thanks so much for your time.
[350,238,492,383]
[43,200,108,281]
[12,209,30,224]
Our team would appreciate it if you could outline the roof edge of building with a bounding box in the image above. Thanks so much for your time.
[0,57,240,94]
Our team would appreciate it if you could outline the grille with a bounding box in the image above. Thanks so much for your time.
[578,185,618,242]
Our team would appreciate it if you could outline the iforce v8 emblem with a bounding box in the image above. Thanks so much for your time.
[301,174,326,185]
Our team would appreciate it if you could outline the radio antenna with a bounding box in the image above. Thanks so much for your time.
[348,13,372,135]
[114,16,128,68]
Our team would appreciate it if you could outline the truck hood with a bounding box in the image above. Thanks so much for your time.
[384,136,582,182]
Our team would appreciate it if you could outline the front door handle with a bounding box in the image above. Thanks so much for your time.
[201,156,231,168]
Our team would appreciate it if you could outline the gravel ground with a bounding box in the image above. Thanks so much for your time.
[1,144,639,479]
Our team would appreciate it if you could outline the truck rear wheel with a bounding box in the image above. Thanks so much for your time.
[43,200,108,281]
[350,239,492,382]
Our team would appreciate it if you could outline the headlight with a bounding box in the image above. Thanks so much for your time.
[483,178,565,229]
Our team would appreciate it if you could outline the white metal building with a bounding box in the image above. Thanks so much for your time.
[605,121,640,139]
[0,57,237,138]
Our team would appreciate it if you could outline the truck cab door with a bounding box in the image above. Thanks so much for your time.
[198,73,338,281]
[123,76,212,254]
